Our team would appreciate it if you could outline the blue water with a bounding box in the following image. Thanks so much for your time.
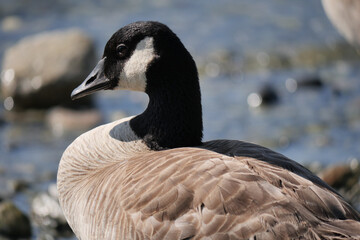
[0,0,343,57]
[1,0,360,239]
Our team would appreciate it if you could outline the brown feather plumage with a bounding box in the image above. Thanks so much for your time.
[58,119,360,240]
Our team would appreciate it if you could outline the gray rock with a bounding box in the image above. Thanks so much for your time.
[0,201,31,238]
[1,29,96,110]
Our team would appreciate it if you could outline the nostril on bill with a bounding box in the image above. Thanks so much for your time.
[85,75,97,86]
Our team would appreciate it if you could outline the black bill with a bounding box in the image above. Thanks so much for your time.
[71,57,111,100]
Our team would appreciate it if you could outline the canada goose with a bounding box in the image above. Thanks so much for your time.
[58,21,360,239]
[322,0,360,46]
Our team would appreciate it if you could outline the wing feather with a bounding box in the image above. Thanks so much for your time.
[60,137,360,239]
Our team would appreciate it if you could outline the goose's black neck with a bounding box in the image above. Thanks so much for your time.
[128,24,203,150]
[130,72,203,150]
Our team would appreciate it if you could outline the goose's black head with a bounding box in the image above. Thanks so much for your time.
[71,21,198,99]
[72,21,203,149]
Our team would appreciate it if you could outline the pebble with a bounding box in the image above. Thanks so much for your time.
[259,84,279,105]
[312,161,360,211]
[296,76,324,89]
[247,84,279,108]
[319,165,352,188]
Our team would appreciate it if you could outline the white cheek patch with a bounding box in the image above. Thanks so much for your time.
[118,37,156,92]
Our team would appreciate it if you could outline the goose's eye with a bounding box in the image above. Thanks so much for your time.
[116,44,127,58]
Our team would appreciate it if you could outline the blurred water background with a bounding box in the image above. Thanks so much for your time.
[0,0,360,239]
